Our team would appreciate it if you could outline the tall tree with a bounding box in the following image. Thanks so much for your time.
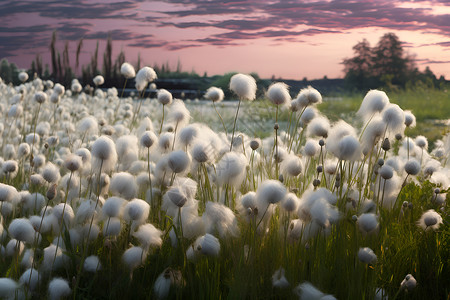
[50,31,58,79]
[343,38,376,90]
[343,33,416,90]
[373,33,414,86]
[75,38,83,74]
[103,35,112,83]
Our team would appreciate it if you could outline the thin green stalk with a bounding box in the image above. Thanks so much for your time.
[212,101,227,135]
[230,98,242,152]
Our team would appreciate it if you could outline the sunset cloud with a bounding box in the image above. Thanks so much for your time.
[0,0,448,78]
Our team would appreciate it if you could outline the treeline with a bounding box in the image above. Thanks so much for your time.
[343,32,447,91]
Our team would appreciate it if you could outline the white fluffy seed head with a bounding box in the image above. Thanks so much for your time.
[404,110,416,128]
[42,162,61,184]
[267,82,291,106]
[282,192,300,212]
[135,67,157,91]
[307,115,330,138]
[257,180,287,205]
[84,255,101,272]
[400,274,416,291]
[192,140,214,163]
[215,152,247,187]
[167,150,190,173]
[64,154,83,172]
[379,164,394,180]
[241,191,257,209]
[404,159,420,175]
[303,139,319,157]
[382,103,405,134]
[19,268,39,291]
[140,131,157,148]
[8,218,35,244]
[110,172,138,200]
[336,135,361,161]
[93,75,104,86]
[195,233,221,257]
[168,99,190,126]
[205,86,224,102]
[357,213,378,234]
[48,278,71,300]
[0,277,18,298]
[295,86,322,108]
[280,154,303,177]
[53,83,65,95]
[121,62,136,79]
[357,90,389,121]
[91,136,118,172]
[33,91,47,104]
[133,223,163,249]
[229,73,257,101]
[415,135,428,150]
[358,247,377,264]
[165,187,188,208]
[18,71,29,82]
[122,246,146,271]
[418,209,442,231]
[124,198,150,223]
[157,89,173,105]
[102,196,126,218]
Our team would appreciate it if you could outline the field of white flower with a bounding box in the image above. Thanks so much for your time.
[0,68,448,299]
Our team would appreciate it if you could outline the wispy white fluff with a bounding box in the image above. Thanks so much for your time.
[157,89,173,105]
[204,86,224,103]
[357,213,378,234]
[48,277,71,300]
[382,103,405,134]
[123,198,150,225]
[122,246,147,271]
[0,278,18,299]
[133,223,163,249]
[8,218,35,244]
[272,267,289,288]
[280,154,303,177]
[229,73,257,101]
[93,75,104,86]
[267,82,291,106]
[307,115,330,138]
[358,247,377,264]
[257,180,286,205]
[19,268,39,291]
[203,201,239,238]
[91,135,118,172]
[215,152,247,187]
[84,255,101,272]
[404,110,416,128]
[140,131,157,148]
[167,150,190,173]
[294,86,322,108]
[110,172,138,200]
[357,90,389,122]
[417,209,442,231]
[121,62,136,79]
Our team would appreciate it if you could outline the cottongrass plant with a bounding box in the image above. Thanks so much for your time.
[0,72,447,299]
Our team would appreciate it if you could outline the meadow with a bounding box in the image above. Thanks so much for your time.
[0,67,448,300]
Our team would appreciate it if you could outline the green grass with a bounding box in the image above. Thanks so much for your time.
[317,88,450,146]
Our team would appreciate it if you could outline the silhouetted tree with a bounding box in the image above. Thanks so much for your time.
[50,31,58,80]
[343,33,416,90]
[76,38,83,73]
[103,36,112,83]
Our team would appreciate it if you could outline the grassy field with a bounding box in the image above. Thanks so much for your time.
[0,75,448,299]
[317,88,450,147]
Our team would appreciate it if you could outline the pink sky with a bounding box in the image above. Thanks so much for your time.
[0,0,449,80]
